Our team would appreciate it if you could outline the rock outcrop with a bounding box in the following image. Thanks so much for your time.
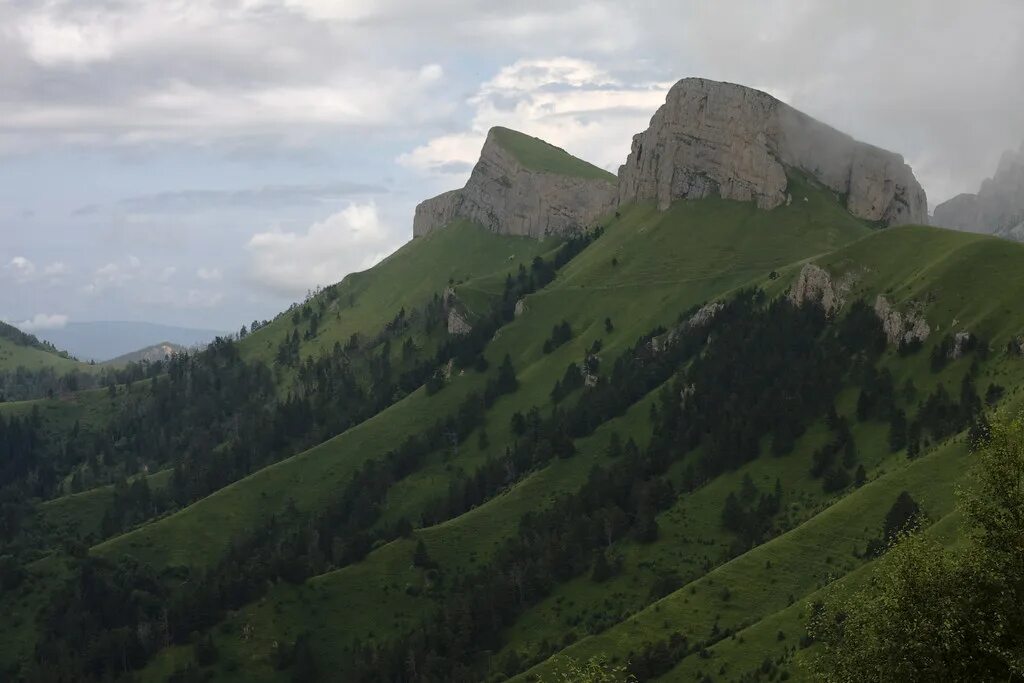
[443,287,472,335]
[413,127,617,238]
[873,295,930,346]
[618,78,928,226]
[788,264,855,315]
[933,142,1024,241]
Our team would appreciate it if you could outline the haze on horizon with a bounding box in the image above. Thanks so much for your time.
[2,0,1022,336]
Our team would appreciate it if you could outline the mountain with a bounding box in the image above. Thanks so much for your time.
[618,78,928,225]
[418,80,927,243]
[103,342,188,366]
[36,321,223,362]
[1,78,1022,683]
[414,126,617,238]
[933,141,1024,239]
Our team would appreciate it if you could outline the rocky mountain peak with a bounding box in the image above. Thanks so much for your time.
[933,140,1024,240]
[617,78,928,226]
[412,127,617,238]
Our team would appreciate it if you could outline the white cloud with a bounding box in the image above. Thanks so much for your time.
[18,12,116,66]
[6,256,37,283]
[11,313,69,332]
[4,257,69,285]
[197,267,222,281]
[398,58,671,178]
[246,202,399,297]
[83,255,143,294]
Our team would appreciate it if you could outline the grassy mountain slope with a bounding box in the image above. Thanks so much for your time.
[126,177,874,679]
[110,176,866,571]
[12,174,1024,682]
[490,126,617,181]
[0,321,81,373]
[239,219,557,367]
[517,225,1024,680]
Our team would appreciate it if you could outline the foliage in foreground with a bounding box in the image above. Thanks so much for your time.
[808,412,1024,681]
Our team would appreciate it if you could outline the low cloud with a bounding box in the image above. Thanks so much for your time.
[83,255,142,294]
[6,256,36,283]
[11,313,69,332]
[5,256,67,284]
[398,57,670,179]
[196,267,222,281]
[79,181,390,217]
[246,202,399,297]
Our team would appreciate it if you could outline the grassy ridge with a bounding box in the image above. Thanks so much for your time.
[490,127,617,181]
[238,219,557,367]
[0,337,82,373]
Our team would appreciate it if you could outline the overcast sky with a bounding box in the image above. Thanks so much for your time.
[2,0,1022,333]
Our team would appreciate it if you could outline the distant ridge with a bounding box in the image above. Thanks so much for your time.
[103,341,188,366]
[37,321,223,363]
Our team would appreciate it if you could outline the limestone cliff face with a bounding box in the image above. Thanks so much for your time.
[618,78,928,226]
[413,128,617,238]
[933,142,1024,240]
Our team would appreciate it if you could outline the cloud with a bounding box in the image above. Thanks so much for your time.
[5,257,66,284]
[196,267,222,281]
[246,202,399,297]
[11,313,69,332]
[75,181,389,216]
[83,255,143,294]
[398,58,671,178]
[6,256,37,283]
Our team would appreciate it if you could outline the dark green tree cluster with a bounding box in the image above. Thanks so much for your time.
[542,320,573,353]
[721,474,783,547]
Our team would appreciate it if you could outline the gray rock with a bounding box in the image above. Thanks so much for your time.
[874,295,930,346]
[933,142,1024,240]
[949,331,974,360]
[618,78,928,226]
[788,264,854,315]
[414,128,616,238]
[447,309,472,336]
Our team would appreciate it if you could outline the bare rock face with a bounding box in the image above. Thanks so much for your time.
[447,309,472,335]
[874,295,930,346]
[618,78,928,226]
[413,128,617,238]
[788,264,854,315]
[443,287,472,335]
[933,142,1024,240]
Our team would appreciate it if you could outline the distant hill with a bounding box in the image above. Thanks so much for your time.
[0,320,81,372]
[104,342,188,366]
[36,321,223,362]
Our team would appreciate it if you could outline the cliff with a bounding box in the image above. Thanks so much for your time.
[617,78,928,226]
[413,127,617,238]
[933,142,1024,240]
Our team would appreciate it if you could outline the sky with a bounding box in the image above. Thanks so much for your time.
[2,0,1022,333]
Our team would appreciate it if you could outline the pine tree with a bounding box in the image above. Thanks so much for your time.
[412,540,432,568]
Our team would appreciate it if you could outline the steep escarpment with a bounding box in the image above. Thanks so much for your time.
[933,142,1024,240]
[413,127,617,238]
[618,78,928,226]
